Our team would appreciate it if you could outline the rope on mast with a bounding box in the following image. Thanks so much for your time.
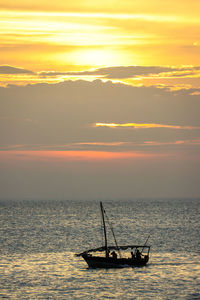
[104,209,122,258]
[141,235,150,254]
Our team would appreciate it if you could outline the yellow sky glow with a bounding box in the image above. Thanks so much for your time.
[1,2,200,77]
[95,123,200,130]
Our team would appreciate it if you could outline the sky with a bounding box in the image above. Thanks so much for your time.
[0,0,200,200]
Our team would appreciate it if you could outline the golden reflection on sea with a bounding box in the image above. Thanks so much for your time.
[1,251,199,299]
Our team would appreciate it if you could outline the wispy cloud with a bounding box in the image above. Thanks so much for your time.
[0,10,179,22]
[2,139,200,152]
[0,142,128,151]
[39,66,200,84]
[143,139,200,146]
[0,65,34,74]
[76,142,126,146]
[40,66,175,79]
[95,122,200,130]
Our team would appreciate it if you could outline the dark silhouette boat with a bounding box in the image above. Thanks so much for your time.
[76,202,150,268]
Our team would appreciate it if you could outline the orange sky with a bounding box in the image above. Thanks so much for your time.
[0,0,200,87]
[0,1,200,198]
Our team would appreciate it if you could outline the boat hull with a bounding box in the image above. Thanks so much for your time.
[82,254,149,268]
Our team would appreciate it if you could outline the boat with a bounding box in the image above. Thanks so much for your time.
[76,202,150,268]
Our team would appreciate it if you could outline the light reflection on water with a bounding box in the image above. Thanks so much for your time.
[0,252,199,299]
[0,199,199,299]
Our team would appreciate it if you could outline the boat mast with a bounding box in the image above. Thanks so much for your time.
[100,201,109,257]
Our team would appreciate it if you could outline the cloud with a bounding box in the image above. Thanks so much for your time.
[0,65,34,74]
[0,79,200,153]
[143,139,200,146]
[2,65,199,88]
[39,65,200,80]
[40,66,175,79]
[0,78,199,200]
[2,138,200,152]
[95,122,200,130]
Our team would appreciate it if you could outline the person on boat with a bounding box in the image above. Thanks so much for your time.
[131,251,135,260]
[111,251,117,259]
[136,249,141,260]
[106,250,110,258]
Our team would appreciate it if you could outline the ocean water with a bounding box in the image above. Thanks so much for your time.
[0,199,199,299]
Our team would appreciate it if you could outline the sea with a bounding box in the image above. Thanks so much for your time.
[0,198,199,299]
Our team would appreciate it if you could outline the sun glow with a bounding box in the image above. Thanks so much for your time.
[1,2,200,71]
[70,49,126,67]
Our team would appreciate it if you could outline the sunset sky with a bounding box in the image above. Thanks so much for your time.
[0,0,200,199]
